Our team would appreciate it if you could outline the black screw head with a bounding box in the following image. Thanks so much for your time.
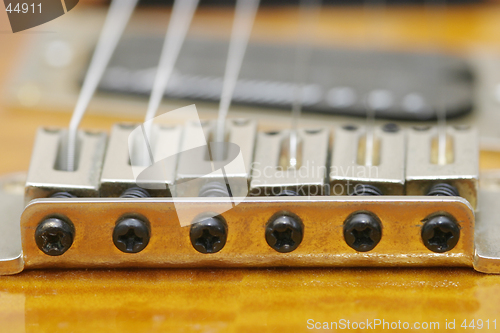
[113,217,150,253]
[421,215,460,253]
[35,217,74,256]
[190,216,227,254]
[265,214,304,253]
[343,213,382,252]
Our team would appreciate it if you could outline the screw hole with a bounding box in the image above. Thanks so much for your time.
[382,123,400,133]
[84,130,102,136]
[118,123,137,130]
[342,124,358,131]
[305,128,323,135]
[453,125,470,131]
[232,119,250,126]
[412,125,431,131]
[43,127,61,134]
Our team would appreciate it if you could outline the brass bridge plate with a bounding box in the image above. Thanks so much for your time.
[19,196,474,270]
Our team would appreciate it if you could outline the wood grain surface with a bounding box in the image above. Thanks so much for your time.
[1,3,500,332]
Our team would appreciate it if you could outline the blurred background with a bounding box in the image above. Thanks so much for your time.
[2,0,500,171]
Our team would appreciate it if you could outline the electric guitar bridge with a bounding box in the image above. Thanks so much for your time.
[1,120,498,276]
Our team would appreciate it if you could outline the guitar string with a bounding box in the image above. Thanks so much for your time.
[66,0,139,171]
[143,0,200,146]
[289,0,322,169]
[214,0,260,160]
[364,0,386,167]
[427,0,448,165]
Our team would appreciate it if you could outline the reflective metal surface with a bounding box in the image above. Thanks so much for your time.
[329,124,406,195]
[250,128,330,196]
[0,173,25,275]
[25,128,107,203]
[474,189,500,273]
[175,119,256,197]
[20,195,474,270]
[100,123,182,197]
[406,125,479,208]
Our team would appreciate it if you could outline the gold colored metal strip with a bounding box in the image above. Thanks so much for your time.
[21,196,474,269]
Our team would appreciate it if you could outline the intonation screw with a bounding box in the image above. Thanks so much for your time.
[50,192,76,199]
[190,216,227,254]
[193,183,229,254]
[343,212,382,252]
[350,184,383,196]
[427,183,459,197]
[277,189,299,196]
[421,215,460,253]
[198,182,231,198]
[113,217,150,253]
[35,217,75,256]
[120,187,150,198]
[265,213,304,253]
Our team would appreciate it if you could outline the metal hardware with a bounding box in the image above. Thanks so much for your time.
[406,125,479,208]
[51,192,76,199]
[190,216,227,254]
[265,212,304,253]
[278,189,299,196]
[421,214,460,253]
[343,212,382,252]
[18,196,474,270]
[25,128,107,203]
[175,119,256,197]
[0,173,25,275]
[350,184,383,196]
[427,183,460,197]
[35,216,75,256]
[381,123,400,133]
[100,123,182,197]
[250,129,330,196]
[474,188,500,273]
[329,124,405,195]
[120,187,150,199]
[112,216,150,253]
[198,182,230,197]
